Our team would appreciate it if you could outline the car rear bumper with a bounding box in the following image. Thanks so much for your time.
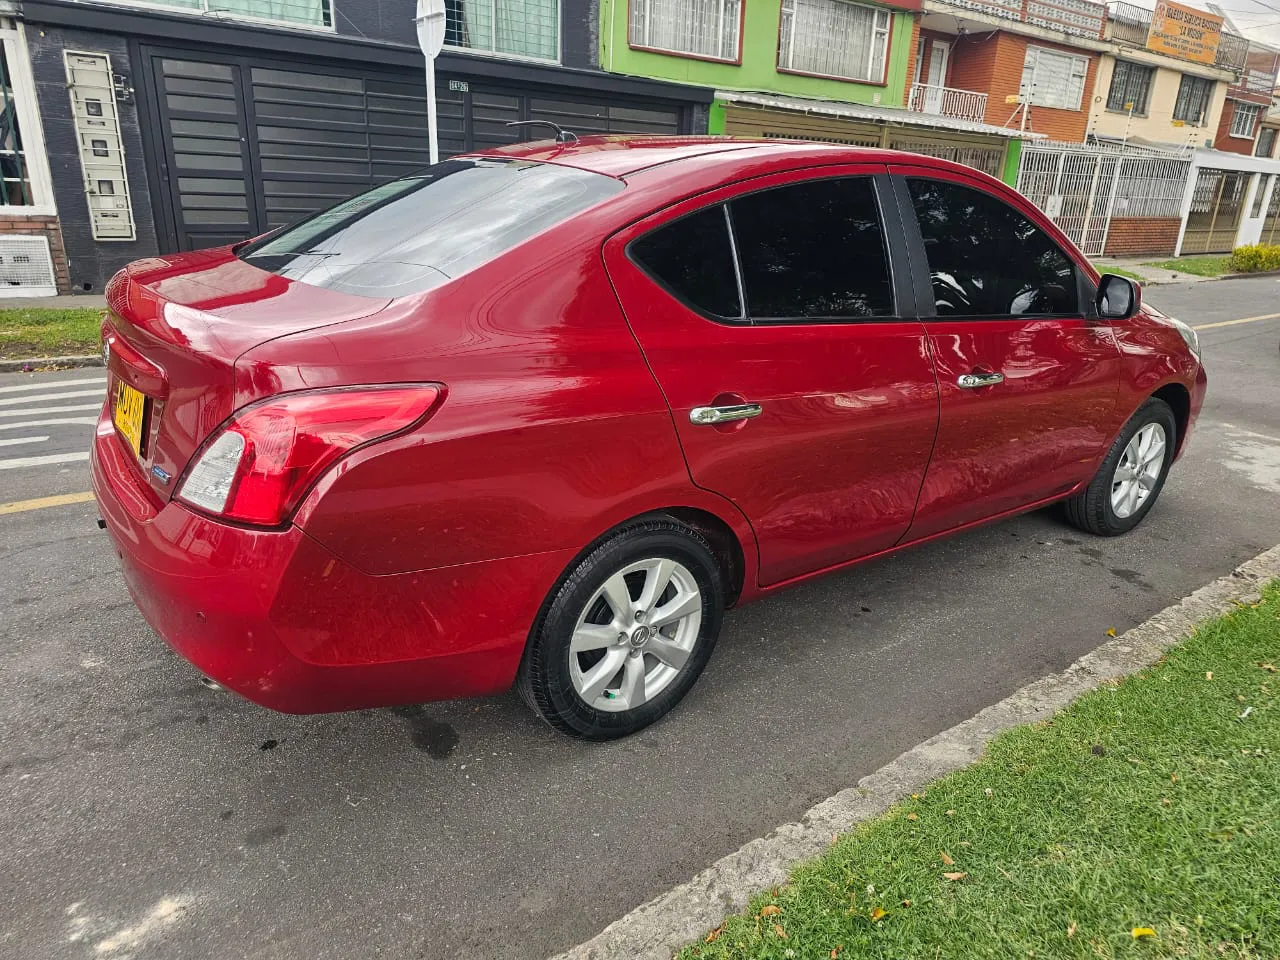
[91,411,570,713]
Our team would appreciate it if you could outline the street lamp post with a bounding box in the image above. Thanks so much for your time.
[415,0,446,165]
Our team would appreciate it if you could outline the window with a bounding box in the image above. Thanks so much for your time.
[907,178,1077,318]
[1251,175,1271,218]
[628,0,741,61]
[1258,127,1278,158]
[240,159,621,298]
[630,206,741,320]
[778,0,891,84]
[1106,60,1153,115]
[445,0,558,61]
[0,21,53,212]
[109,0,331,28]
[1173,74,1214,126]
[730,177,894,320]
[1230,102,1261,139]
[1020,47,1089,111]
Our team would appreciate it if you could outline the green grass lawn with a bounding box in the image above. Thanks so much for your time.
[0,307,103,359]
[1141,256,1232,277]
[1093,263,1147,282]
[683,584,1280,960]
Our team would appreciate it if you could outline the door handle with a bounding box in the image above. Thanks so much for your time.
[689,403,763,425]
[956,372,1005,389]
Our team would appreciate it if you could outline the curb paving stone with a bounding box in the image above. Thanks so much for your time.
[0,355,103,373]
[551,543,1280,960]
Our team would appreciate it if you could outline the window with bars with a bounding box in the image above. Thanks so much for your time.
[628,0,741,61]
[0,20,52,211]
[1020,47,1089,111]
[1257,126,1278,158]
[445,0,559,61]
[1172,74,1213,126]
[1230,101,1261,138]
[1105,60,1153,115]
[778,0,891,84]
[118,0,332,28]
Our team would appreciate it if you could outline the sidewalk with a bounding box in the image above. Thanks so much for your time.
[0,294,107,309]
[1093,257,1214,285]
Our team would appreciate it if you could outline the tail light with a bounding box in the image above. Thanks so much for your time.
[177,384,442,526]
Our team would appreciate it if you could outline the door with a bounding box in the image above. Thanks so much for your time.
[891,167,1122,540]
[1181,169,1248,254]
[605,168,940,586]
[923,41,950,114]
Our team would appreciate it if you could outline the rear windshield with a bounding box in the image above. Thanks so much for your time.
[238,158,623,298]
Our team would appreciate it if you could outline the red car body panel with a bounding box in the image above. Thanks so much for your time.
[91,137,1207,714]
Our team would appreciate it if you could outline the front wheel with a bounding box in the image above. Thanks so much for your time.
[1062,397,1177,536]
[518,518,724,740]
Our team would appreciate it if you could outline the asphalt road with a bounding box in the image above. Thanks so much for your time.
[3,279,1279,960]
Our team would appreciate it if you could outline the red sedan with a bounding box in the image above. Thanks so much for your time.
[92,137,1206,739]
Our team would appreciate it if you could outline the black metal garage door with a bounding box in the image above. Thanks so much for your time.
[138,46,682,252]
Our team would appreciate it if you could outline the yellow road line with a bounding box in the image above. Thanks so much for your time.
[0,490,96,515]
[1193,312,1280,331]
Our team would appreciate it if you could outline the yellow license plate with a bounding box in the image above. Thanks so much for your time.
[113,380,147,458]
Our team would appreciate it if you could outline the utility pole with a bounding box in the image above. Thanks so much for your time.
[415,0,446,164]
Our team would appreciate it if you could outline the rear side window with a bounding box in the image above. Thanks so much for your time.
[730,177,894,320]
[907,178,1078,318]
[629,206,742,320]
[239,158,623,298]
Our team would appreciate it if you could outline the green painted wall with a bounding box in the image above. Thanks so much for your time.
[600,0,916,109]
[1001,138,1022,186]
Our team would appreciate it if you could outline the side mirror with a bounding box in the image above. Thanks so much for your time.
[1096,274,1141,320]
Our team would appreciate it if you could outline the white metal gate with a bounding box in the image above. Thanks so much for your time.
[1017,141,1192,255]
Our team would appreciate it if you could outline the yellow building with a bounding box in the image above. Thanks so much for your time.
[1087,53,1234,148]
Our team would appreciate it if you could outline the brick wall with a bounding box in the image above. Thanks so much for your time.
[950,31,1098,142]
[0,215,71,293]
[904,18,922,100]
[1213,100,1256,155]
[1102,217,1181,257]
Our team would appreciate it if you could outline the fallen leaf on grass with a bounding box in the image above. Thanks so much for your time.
[1132,927,1157,939]
[945,809,956,817]
[901,899,912,907]
[773,923,787,939]
[1238,706,1253,720]
[942,872,968,881]
[1106,627,1116,637]
[1067,922,1078,938]
[1206,671,1213,681]
[1259,663,1277,673]
[907,813,919,821]
[830,946,843,958]
[760,905,781,917]
[705,925,723,944]
[870,907,888,922]
[940,850,955,865]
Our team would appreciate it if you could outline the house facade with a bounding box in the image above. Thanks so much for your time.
[7,0,716,294]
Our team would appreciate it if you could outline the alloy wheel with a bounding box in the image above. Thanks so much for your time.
[568,558,703,713]
[1111,422,1166,519]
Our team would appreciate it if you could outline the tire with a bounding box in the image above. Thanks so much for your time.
[1062,397,1177,537]
[518,518,724,740]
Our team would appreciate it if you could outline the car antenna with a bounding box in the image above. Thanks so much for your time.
[505,120,580,144]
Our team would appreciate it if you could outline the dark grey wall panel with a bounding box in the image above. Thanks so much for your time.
[28,26,160,291]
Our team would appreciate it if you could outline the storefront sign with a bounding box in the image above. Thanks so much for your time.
[1147,0,1223,65]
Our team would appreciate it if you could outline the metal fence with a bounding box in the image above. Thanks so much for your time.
[1017,140,1193,255]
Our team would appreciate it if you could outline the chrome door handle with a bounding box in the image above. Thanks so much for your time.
[956,372,1005,389]
[689,403,763,425]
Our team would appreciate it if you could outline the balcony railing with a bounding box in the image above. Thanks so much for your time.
[940,0,1105,39]
[908,83,990,123]
[1106,1,1249,72]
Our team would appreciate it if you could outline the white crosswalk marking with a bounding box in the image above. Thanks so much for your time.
[0,389,107,407]
[0,435,49,447]
[0,451,89,470]
[0,417,99,431]
[0,376,105,394]
[0,404,102,418]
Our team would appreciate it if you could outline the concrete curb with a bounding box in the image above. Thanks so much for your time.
[0,355,103,373]
[551,544,1280,960]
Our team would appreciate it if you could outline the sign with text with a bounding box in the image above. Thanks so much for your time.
[1147,0,1223,65]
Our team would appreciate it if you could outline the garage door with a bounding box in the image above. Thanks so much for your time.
[1181,169,1249,255]
[140,47,682,252]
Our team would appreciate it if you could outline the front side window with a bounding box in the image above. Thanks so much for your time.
[1173,74,1214,125]
[1230,101,1261,138]
[778,0,891,84]
[629,0,741,61]
[630,206,742,320]
[445,0,559,61]
[730,177,894,320]
[1106,60,1153,115]
[1020,47,1089,111]
[239,158,621,297]
[907,178,1078,318]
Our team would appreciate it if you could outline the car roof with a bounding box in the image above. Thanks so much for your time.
[474,135,957,179]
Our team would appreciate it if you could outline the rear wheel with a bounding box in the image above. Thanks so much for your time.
[519,519,724,740]
[1063,398,1177,536]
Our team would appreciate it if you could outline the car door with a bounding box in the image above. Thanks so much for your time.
[603,167,941,586]
[889,166,1122,541]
